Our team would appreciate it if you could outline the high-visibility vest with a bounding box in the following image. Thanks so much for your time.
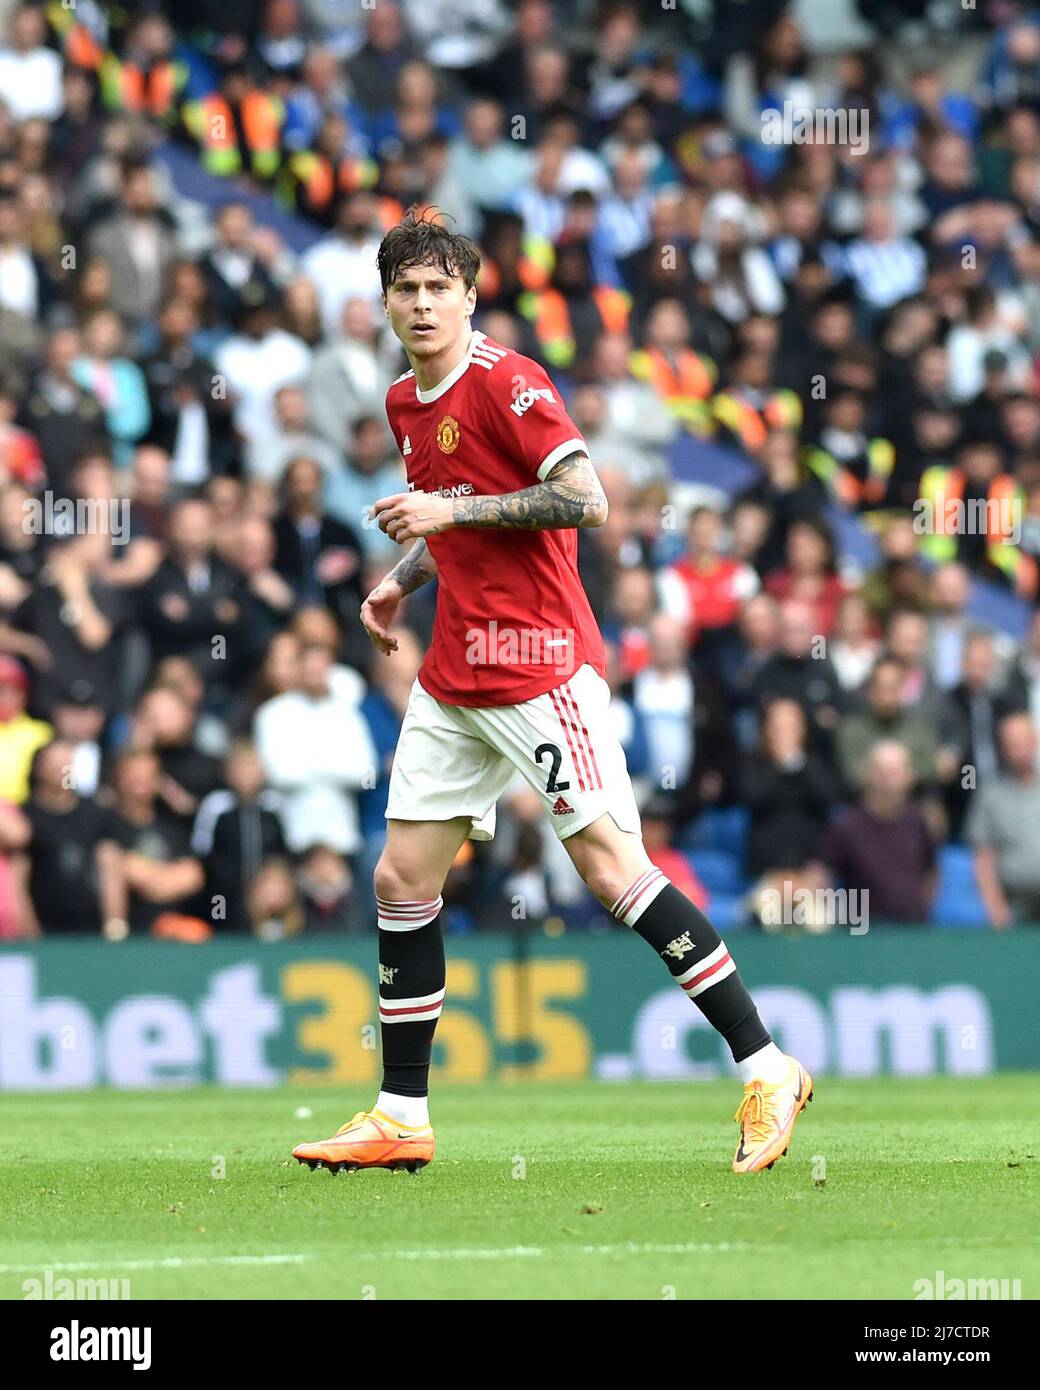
[713,387,802,452]
[520,235,554,289]
[476,236,552,303]
[375,196,405,231]
[518,285,630,368]
[629,345,717,434]
[183,92,284,180]
[804,436,895,507]
[47,2,104,70]
[279,150,379,219]
[918,466,1038,598]
[99,54,185,120]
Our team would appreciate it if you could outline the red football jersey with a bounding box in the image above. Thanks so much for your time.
[385,330,606,707]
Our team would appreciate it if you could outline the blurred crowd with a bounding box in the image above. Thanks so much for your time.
[3,0,1040,937]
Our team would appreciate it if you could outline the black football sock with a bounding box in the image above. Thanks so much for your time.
[613,870,771,1063]
[376,894,446,1098]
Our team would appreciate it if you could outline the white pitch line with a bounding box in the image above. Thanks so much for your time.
[370,1242,754,1261]
[0,1255,310,1273]
[0,1242,752,1273]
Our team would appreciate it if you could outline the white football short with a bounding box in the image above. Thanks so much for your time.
[385,662,641,842]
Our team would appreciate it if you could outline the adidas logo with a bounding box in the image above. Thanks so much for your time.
[551,795,575,816]
[402,435,412,455]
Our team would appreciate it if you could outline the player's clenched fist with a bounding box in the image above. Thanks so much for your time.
[360,577,403,655]
[372,490,454,542]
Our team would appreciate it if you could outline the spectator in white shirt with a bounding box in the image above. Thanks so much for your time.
[214,291,312,453]
[692,192,785,324]
[945,284,1033,403]
[830,592,880,694]
[254,642,377,856]
[0,192,41,322]
[300,191,385,336]
[632,614,695,791]
[0,5,64,122]
[402,0,510,71]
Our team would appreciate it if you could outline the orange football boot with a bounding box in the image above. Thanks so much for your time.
[732,1055,814,1173]
[292,1109,434,1174]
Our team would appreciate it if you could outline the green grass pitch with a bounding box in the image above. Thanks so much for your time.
[1,1076,1037,1300]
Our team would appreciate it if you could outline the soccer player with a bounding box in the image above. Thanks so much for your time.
[291,210,813,1175]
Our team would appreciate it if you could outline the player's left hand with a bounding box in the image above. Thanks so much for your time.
[372,491,455,543]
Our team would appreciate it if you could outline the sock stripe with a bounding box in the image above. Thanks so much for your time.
[677,946,736,998]
[379,988,445,1023]
[611,868,668,925]
[674,940,728,984]
[684,957,736,999]
[609,868,655,916]
[379,1004,444,1023]
[377,895,443,931]
[379,988,445,1009]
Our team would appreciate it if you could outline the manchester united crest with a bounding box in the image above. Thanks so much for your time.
[435,415,460,453]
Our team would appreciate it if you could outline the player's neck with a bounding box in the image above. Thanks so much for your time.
[408,326,475,393]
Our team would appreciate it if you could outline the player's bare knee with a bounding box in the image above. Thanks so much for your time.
[578,850,652,910]
[373,854,439,905]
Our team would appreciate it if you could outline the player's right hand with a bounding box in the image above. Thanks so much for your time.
[360,579,403,655]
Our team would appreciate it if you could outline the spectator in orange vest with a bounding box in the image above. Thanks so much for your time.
[629,297,716,434]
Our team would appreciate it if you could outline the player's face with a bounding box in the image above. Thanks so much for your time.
[383,262,476,361]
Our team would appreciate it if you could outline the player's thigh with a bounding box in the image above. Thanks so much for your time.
[377,816,474,902]
[472,664,643,848]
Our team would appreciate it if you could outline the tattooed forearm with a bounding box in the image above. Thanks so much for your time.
[388,537,438,593]
[450,452,608,530]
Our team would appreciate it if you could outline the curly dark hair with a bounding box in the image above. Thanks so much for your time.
[377,205,481,294]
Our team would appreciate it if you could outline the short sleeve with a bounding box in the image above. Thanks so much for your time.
[481,358,588,480]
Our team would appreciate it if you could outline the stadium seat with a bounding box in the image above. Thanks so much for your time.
[705,893,747,931]
[684,848,745,897]
[931,892,988,928]
[937,844,976,884]
[931,845,988,927]
[676,806,750,858]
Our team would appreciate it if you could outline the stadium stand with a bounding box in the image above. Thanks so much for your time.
[1,0,1039,938]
